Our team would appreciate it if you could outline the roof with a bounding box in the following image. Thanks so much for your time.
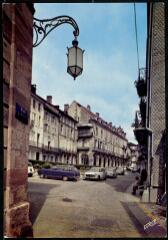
[72,100,127,140]
[31,89,77,122]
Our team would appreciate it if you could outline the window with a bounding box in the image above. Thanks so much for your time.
[61,124,63,133]
[36,152,39,161]
[38,116,41,126]
[82,139,85,147]
[95,139,97,148]
[48,141,50,149]
[52,116,54,123]
[37,133,40,146]
[43,155,46,161]
[33,99,35,108]
[32,113,36,121]
[38,103,41,111]
[96,127,98,136]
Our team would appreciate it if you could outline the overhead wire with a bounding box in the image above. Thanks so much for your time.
[134,2,140,74]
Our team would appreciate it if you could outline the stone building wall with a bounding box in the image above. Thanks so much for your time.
[29,90,78,165]
[3,3,34,237]
[149,2,165,202]
[29,93,45,162]
[68,101,128,167]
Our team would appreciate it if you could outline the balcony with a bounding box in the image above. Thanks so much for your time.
[29,141,42,150]
[42,144,59,154]
[134,68,147,97]
[78,132,93,138]
[132,111,152,146]
[77,124,93,139]
[77,146,89,151]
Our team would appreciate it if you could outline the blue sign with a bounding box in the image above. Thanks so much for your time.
[15,103,28,124]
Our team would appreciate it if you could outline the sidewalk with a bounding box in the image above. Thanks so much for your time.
[125,182,167,237]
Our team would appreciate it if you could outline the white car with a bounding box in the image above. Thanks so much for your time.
[84,167,106,180]
[116,166,125,175]
[105,167,117,178]
[28,162,34,177]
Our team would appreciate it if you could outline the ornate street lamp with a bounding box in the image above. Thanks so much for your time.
[67,37,84,80]
[33,15,84,80]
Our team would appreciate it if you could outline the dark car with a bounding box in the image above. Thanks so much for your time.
[38,165,80,181]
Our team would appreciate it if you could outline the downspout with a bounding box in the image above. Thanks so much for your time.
[165,2,168,197]
[146,1,153,202]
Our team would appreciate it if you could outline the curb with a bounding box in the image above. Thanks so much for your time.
[138,202,167,231]
[125,182,167,235]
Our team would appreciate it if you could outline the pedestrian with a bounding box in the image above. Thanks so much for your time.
[132,175,140,195]
[139,168,147,185]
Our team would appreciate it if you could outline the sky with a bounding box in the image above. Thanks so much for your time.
[32,3,147,143]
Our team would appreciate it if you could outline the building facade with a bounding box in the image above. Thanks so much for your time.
[133,2,166,203]
[3,3,34,237]
[68,101,129,167]
[29,96,130,168]
[147,2,166,203]
[29,86,78,165]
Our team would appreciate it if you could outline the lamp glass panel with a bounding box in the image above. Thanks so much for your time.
[76,47,83,69]
[68,47,76,66]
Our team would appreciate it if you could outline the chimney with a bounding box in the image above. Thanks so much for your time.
[46,95,52,104]
[96,112,99,117]
[87,105,91,111]
[64,104,69,113]
[31,84,36,94]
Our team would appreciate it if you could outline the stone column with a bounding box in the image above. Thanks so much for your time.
[3,3,34,237]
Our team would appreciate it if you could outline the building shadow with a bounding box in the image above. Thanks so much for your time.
[120,201,148,237]
[28,181,57,225]
[120,201,166,238]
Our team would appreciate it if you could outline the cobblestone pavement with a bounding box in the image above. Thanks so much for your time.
[28,172,167,238]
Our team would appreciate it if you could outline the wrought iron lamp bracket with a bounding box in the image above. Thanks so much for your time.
[33,15,80,47]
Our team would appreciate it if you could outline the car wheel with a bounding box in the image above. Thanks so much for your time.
[98,176,101,181]
[76,176,80,181]
[63,176,68,181]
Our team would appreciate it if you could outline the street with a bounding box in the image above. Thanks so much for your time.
[28,171,166,238]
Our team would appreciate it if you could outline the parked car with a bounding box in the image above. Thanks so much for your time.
[84,167,106,180]
[28,162,35,177]
[131,166,139,173]
[126,166,131,171]
[37,165,80,181]
[105,167,117,178]
[116,166,124,175]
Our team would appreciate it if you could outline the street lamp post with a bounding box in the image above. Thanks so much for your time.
[33,15,84,80]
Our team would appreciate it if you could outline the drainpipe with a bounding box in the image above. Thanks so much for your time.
[146,2,153,202]
[165,1,168,198]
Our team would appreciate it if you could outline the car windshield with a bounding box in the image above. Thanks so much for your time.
[107,168,116,171]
